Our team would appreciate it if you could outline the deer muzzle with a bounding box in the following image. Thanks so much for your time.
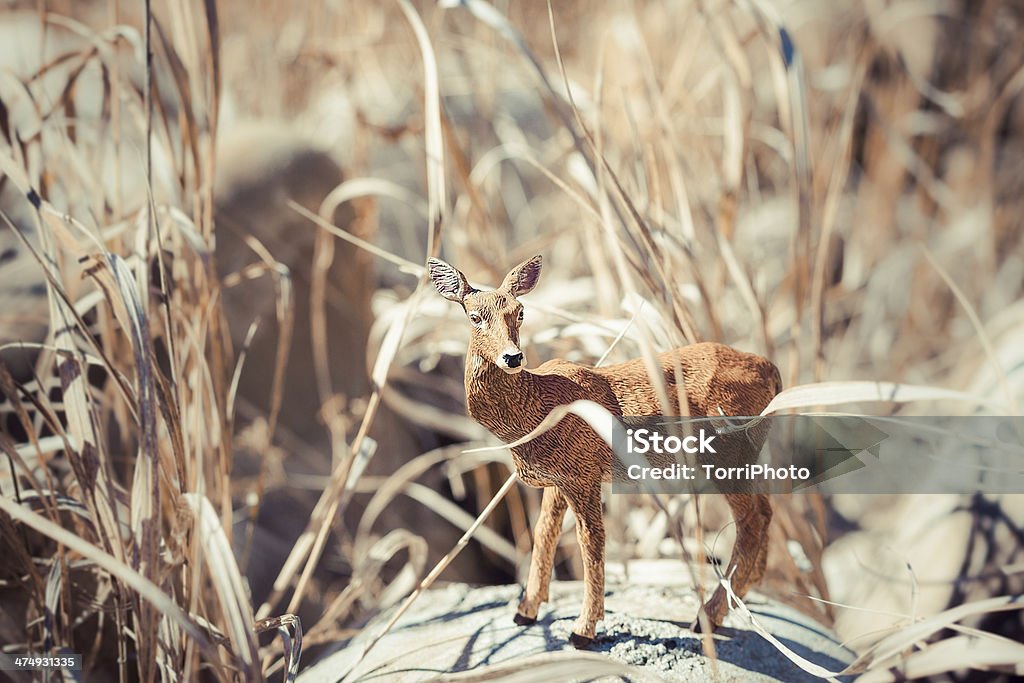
[498,348,525,373]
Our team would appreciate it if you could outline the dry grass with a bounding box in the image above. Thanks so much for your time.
[0,0,1022,681]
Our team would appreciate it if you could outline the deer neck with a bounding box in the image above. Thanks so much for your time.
[464,351,536,442]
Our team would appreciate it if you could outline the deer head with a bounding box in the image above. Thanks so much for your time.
[427,256,542,374]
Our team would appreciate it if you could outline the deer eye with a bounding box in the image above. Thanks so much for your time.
[517,309,524,322]
[467,311,484,327]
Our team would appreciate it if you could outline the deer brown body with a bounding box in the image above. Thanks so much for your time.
[429,256,780,648]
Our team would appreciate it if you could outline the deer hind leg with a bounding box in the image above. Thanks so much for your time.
[515,486,568,625]
[698,492,773,631]
[563,482,605,648]
[751,494,772,584]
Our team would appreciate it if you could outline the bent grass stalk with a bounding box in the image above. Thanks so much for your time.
[341,472,520,680]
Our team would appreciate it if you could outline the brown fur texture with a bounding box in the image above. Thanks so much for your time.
[428,256,781,647]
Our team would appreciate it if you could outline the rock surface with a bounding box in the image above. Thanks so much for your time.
[301,562,853,682]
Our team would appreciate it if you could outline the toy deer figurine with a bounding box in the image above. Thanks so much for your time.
[428,255,780,648]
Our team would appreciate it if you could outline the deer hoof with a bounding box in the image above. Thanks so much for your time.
[691,616,718,634]
[513,612,536,626]
[694,589,728,633]
[569,632,594,649]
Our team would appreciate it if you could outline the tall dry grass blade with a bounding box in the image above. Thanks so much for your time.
[594,306,639,368]
[108,248,162,681]
[0,493,212,651]
[923,248,1019,413]
[385,481,516,563]
[811,55,866,380]
[308,529,428,640]
[289,200,422,274]
[183,493,260,678]
[857,635,1024,682]
[352,445,508,555]
[290,199,632,331]
[259,433,377,619]
[267,171,431,617]
[451,0,597,186]
[714,228,768,353]
[282,301,400,614]
[1,201,133,683]
[545,0,699,345]
[236,236,293,444]
[760,381,1007,415]
[461,401,626,460]
[318,178,429,223]
[847,594,1024,675]
[717,576,844,682]
[202,0,221,147]
[226,319,261,423]
[254,614,302,683]
[396,0,446,258]
[341,472,519,680]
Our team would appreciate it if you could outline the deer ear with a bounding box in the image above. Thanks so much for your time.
[427,258,474,302]
[501,255,542,297]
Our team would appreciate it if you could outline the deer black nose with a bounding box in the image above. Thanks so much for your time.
[503,352,523,368]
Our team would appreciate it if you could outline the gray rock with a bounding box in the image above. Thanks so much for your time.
[302,572,854,682]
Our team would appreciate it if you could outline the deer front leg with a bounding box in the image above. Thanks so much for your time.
[564,483,605,649]
[697,493,772,631]
[515,486,568,625]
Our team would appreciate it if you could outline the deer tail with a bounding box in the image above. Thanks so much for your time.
[770,364,783,397]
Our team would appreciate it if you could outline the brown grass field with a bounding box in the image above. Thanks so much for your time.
[0,0,1022,680]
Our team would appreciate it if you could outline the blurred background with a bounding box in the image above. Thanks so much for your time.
[0,0,1022,680]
